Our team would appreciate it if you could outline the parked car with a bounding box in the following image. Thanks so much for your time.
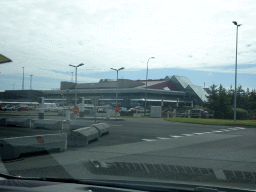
[6,106,15,110]
[97,108,106,113]
[18,106,28,111]
[191,109,208,118]
[119,107,128,112]
[128,108,136,113]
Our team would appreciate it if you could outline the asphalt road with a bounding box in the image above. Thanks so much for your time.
[1,116,256,187]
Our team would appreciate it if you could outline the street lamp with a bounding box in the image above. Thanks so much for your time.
[61,94,64,107]
[110,67,125,107]
[22,67,24,90]
[144,57,155,115]
[69,63,84,106]
[30,75,33,90]
[232,21,242,122]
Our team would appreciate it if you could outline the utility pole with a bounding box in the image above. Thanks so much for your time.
[30,75,33,90]
[22,67,24,90]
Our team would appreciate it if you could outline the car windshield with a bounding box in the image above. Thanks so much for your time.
[1,0,256,190]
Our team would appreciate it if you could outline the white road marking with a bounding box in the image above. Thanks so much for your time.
[142,139,157,141]
[170,136,184,138]
[235,127,245,129]
[228,128,238,130]
[157,137,172,140]
[145,127,246,142]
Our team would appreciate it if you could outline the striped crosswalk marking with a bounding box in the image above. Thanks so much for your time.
[170,136,184,138]
[193,133,205,135]
[235,127,245,129]
[157,137,172,140]
[142,139,157,142]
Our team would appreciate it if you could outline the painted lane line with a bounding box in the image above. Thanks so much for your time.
[182,134,194,136]
[228,128,237,130]
[202,132,212,134]
[212,131,223,133]
[235,127,245,129]
[157,137,172,140]
[220,129,230,131]
[193,133,205,135]
[170,136,183,138]
[142,139,157,142]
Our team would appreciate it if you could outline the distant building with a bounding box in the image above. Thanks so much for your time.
[0,75,209,108]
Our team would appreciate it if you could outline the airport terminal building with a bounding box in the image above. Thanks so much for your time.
[0,75,209,108]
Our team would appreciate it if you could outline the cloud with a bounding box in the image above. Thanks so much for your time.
[1,0,256,91]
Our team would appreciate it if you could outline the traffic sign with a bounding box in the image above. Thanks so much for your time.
[115,105,119,113]
[73,106,79,114]
[36,136,44,143]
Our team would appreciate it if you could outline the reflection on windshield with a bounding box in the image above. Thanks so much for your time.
[0,0,256,190]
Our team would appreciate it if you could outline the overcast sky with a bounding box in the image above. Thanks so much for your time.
[0,0,256,91]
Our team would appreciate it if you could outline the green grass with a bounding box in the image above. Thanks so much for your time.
[164,117,256,127]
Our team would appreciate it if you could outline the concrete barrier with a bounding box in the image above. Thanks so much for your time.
[0,133,67,161]
[0,118,6,126]
[91,123,110,136]
[34,120,63,130]
[58,110,66,116]
[68,127,99,147]
[69,121,89,130]
[5,118,31,128]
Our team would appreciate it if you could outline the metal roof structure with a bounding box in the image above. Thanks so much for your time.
[170,75,193,90]
[185,85,208,102]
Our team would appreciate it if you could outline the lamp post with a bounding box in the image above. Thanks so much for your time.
[22,67,24,90]
[69,63,84,106]
[144,57,155,115]
[30,75,33,90]
[61,94,64,107]
[66,89,69,106]
[110,67,125,107]
[232,21,242,122]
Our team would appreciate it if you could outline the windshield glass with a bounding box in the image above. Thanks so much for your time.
[1,0,256,190]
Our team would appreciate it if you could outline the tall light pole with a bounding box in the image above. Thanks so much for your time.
[69,63,84,106]
[22,67,24,90]
[30,75,33,90]
[71,72,73,83]
[144,57,155,115]
[232,21,242,122]
[110,67,125,106]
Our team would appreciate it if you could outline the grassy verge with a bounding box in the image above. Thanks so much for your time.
[164,117,256,127]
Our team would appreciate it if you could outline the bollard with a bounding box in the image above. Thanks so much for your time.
[188,110,191,118]
[106,109,111,119]
[79,97,85,117]
[38,97,44,119]
[167,111,169,118]
[173,109,176,118]
[66,110,71,121]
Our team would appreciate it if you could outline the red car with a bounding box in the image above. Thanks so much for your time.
[18,106,28,111]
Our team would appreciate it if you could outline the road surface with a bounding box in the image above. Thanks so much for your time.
[1,116,256,186]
